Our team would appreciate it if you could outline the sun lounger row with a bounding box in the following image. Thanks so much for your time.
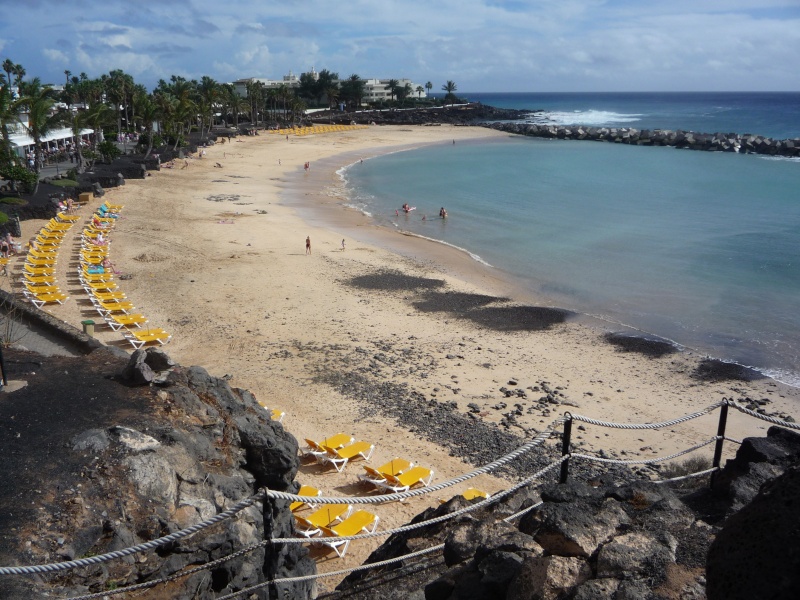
[21,215,75,308]
[77,205,171,349]
[271,124,368,136]
[302,433,435,492]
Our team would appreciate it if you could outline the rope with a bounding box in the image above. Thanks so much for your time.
[653,466,719,485]
[61,458,565,599]
[0,491,266,576]
[215,543,446,600]
[66,539,274,600]
[570,437,719,466]
[271,458,567,545]
[724,436,743,445]
[568,401,724,430]
[727,400,800,431]
[502,501,543,523]
[267,418,567,506]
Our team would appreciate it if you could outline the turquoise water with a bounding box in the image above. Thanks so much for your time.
[342,93,800,386]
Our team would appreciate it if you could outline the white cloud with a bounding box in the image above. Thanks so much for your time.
[0,1,798,91]
[42,48,68,64]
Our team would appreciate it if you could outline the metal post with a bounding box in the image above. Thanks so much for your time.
[559,413,573,484]
[710,399,729,488]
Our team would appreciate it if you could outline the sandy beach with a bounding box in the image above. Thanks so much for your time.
[11,124,800,588]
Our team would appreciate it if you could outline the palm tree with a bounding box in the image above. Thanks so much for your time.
[2,60,14,90]
[0,81,17,164]
[197,76,219,135]
[442,80,458,105]
[59,106,91,173]
[386,79,399,102]
[135,97,160,159]
[15,78,61,193]
[64,70,71,86]
[425,81,433,97]
[416,85,424,100]
[13,64,25,86]
[342,74,364,110]
[401,83,413,106]
[325,86,339,122]
[221,84,246,128]
[82,101,116,149]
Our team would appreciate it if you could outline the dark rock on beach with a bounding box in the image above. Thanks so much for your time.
[604,332,679,358]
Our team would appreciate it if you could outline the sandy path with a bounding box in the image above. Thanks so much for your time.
[9,124,799,590]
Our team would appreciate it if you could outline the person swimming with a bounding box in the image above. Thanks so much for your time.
[439,207,448,218]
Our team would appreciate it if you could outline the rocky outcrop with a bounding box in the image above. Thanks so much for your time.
[330,479,708,600]
[711,426,800,514]
[707,465,800,600]
[0,347,314,599]
[486,122,800,158]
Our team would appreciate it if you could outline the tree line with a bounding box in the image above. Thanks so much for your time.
[0,58,461,192]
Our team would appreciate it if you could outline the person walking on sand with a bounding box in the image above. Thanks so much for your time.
[341,239,346,251]
[305,236,311,255]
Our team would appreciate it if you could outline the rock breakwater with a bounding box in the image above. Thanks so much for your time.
[486,122,800,157]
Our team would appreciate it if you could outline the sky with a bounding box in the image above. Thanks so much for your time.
[1,0,799,93]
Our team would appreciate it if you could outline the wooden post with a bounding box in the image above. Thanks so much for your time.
[710,400,729,488]
[560,414,573,484]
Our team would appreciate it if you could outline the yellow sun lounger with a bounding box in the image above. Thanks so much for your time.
[315,510,380,557]
[24,283,60,296]
[357,458,414,488]
[24,264,55,276]
[301,433,354,458]
[124,329,172,349]
[373,466,434,494]
[83,280,118,292]
[317,441,375,472]
[37,229,65,240]
[26,256,57,267]
[55,212,80,223]
[105,313,148,331]
[92,290,127,302]
[93,299,135,314]
[27,292,69,308]
[23,274,57,286]
[46,219,72,231]
[290,485,322,513]
[294,503,352,538]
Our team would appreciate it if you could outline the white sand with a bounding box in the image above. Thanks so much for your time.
[11,124,799,588]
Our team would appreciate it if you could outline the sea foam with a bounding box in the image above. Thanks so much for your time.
[527,109,644,127]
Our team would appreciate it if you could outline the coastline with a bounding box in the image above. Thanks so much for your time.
[12,124,800,583]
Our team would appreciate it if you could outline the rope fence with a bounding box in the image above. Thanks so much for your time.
[1,396,795,600]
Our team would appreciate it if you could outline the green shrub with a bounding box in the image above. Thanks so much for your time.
[0,212,9,225]
[0,197,26,205]
[660,455,712,488]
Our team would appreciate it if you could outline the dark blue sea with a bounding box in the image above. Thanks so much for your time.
[341,92,800,387]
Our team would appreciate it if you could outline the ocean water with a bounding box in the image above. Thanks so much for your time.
[341,93,800,387]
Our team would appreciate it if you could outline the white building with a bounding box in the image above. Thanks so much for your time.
[362,78,427,103]
[231,71,303,97]
[232,72,427,104]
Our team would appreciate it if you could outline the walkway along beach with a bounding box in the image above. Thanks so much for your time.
[15,124,800,583]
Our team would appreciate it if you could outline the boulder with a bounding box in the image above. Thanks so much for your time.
[519,497,629,557]
[506,555,592,600]
[596,530,677,581]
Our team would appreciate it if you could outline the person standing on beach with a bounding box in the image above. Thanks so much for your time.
[341,239,346,251]
[306,236,311,255]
